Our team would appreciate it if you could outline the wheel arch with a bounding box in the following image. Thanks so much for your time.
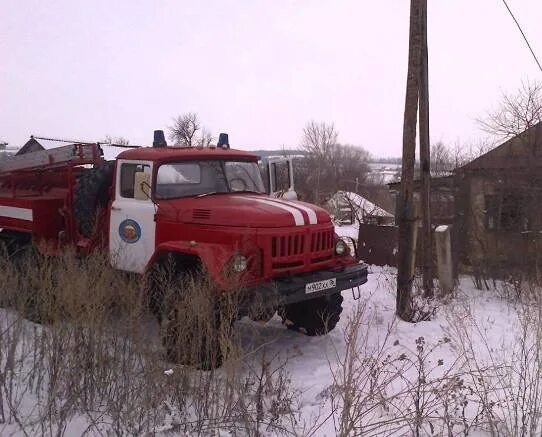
[148,249,203,277]
[146,241,233,287]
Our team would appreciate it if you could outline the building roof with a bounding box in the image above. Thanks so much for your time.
[458,122,542,172]
[329,191,393,218]
[387,175,456,192]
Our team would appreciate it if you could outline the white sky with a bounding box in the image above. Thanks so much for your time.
[1,1,541,156]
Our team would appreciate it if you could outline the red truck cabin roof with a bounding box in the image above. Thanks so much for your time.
[116,146,260,162]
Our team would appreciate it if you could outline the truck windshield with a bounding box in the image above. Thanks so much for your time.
[155,160,266,199]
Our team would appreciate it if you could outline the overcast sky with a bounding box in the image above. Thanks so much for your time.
[1,1,541,156]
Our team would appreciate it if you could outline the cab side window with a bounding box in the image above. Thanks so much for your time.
[120,163,151,199]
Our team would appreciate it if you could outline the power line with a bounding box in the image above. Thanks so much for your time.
[501,0,542,74]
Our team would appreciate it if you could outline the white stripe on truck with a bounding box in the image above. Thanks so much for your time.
[274,199,318,224]
[250,198,305,226]
[0,206,33,221]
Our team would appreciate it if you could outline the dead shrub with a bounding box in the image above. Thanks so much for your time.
[446,284,542,437]
[0,248,299,436]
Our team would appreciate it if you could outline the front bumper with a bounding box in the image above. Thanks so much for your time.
[240,262,368,313]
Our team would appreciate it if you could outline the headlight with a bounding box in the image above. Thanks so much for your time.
[232,254,248,272]
[335,240,347,256]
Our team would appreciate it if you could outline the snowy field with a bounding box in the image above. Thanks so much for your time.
[0,227,540,436]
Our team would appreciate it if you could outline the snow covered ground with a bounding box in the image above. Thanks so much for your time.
[0,225,540,436]
[236,265,527,436]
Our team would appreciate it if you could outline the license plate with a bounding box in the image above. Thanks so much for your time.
[305,278,336,294]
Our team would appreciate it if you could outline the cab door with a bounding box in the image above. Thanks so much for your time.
[109,160,156,273]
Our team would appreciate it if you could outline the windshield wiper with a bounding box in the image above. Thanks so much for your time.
[229,190,262,195]
[196,191,227,198]
[196,190,262,198]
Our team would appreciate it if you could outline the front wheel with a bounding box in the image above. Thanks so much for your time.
[159,272,235,370]
[162,301,233,370]
[279,293,343,336]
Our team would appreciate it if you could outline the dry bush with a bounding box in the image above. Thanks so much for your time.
[324,271,492,437]
[0,248,299,436]
[445,284,542,437]
[327,302,472,436]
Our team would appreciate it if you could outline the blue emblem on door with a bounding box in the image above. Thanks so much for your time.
[119,219,142,244]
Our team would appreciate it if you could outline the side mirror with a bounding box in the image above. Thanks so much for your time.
[134,171,151,200]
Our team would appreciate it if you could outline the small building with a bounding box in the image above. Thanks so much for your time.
[16,136,50,155]
[387,121,542,277]
[454,122,542,276]
[388,175,456,226]
[327,191,394,225]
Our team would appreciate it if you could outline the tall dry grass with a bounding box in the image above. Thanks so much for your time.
[446,280,542,437]
[324,269,542,437]
[0,248,299,436]
[2,247,540,436]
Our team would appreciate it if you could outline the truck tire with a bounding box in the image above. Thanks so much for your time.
[74,163,114,238]
[280,292,343,336]
[162,298,232,370]
[153,263,233,370]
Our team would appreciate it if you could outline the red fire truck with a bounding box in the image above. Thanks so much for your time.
[0,131,368,366]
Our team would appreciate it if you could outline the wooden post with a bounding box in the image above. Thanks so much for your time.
[397,0,422,321]
[435,225,454,295]
[419,0,433,297]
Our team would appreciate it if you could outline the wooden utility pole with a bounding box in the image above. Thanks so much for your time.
[419,0,433,297]
[396,0,422,321]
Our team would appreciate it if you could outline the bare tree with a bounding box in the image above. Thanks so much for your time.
[169,112,214,147]
[478,81,542,141]
[196,127,213,147]
[299,121,370,204]
[301,121,338,204]
[102,135,130,146]
[430,141,452,177]
[302,121,338,158]
[430,140,492,176]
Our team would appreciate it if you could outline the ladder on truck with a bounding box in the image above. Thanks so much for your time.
[0,143,104,175]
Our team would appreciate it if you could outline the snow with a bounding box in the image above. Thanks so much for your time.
[335,222,359,240]
[328,190,394,218]
[435,224,449,232]
[1,227,538,436]
[0,270,535,436]
[101,144,129,161]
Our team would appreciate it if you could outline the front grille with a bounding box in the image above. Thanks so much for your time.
[269,228,334,272]
[271,234,305,258]
[311,229,334,252]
